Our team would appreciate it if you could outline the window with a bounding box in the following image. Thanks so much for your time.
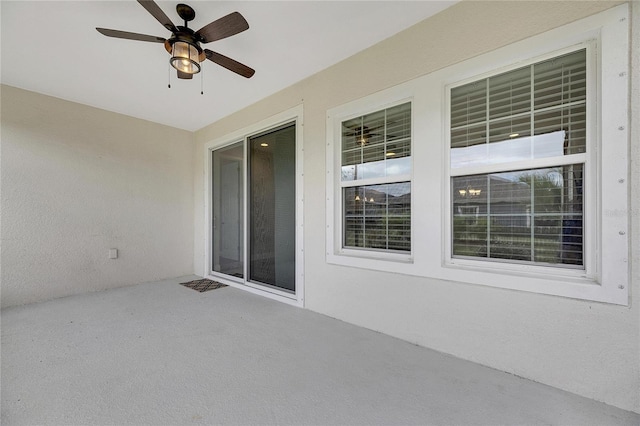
[450,49,588,269]
[340,102,412,253]
[326,4,628,304]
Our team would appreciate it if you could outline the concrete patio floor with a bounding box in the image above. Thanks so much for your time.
[2,276,639,425]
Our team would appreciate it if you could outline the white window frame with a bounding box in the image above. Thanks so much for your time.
[327,90,415,265]
[325,4,629,305]
[439,5,629,305]
[203,105,305,307]
[445,42,596,276]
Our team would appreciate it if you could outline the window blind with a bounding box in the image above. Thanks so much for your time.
[343,183,411,252]
[451,49,586,168]
[340,102,412,253]
[341,102,411,181]
[450,49,586,267]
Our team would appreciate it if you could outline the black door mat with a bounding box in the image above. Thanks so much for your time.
[180,279,228,293]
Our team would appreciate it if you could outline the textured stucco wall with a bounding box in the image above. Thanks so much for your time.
[194,1,639,413]
[1,86,195,308]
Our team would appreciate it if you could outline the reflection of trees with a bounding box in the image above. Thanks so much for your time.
[519,171,562,213]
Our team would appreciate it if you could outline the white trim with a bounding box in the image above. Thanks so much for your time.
[324,4,629,305]
[204,273,302,307]
[203,105,305,307]
[598,6,629,301]
[439,5,629,304]
[443,42,595,280]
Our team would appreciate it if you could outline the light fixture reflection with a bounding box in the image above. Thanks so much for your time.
[459,188,481,197]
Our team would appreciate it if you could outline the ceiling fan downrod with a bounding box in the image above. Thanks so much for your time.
[176,3,196,27]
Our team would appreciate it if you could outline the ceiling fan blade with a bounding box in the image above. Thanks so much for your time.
[177,71,193,80]
[205,50,255,78]
[196,12,249,43]
[137,0,178,33]
[96,28,166,43]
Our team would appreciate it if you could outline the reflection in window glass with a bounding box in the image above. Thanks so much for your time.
[452,165,583,266]
[212,143,244,278]
[343,182,411,252]
[340,102,412,255]
[451,49,586,169]
[248,124,296,292]
[450,48,587,270]
[341,102,411,181]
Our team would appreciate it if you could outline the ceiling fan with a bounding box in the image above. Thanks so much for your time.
[343,125,383,146]
[96,0,255,81]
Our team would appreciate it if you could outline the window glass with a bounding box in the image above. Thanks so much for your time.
[343,182,411,252]
[340,102,412,253]
[452,165,583,266]
[341,102,411,181]
[249,124,296,292]
[450,49,586,268]
[451,49,586,170]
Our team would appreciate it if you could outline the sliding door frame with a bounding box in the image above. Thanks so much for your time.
[204,105,304,307]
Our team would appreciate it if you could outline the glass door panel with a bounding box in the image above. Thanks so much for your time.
[249,124,296,292]
[212,142,244,278]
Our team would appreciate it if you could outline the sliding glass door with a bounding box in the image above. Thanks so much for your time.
[212,142,244,278]
[249,124,296,292]
[211,123,296,293]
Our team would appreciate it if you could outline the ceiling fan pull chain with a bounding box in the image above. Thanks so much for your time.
[201,70,204,95]
[167,61,171,89]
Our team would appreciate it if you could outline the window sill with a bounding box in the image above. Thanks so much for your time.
[327,250,414,275]
[444,257,598,286]
[333,249,412,263]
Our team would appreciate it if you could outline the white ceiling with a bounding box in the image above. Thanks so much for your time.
[1,1,457,131]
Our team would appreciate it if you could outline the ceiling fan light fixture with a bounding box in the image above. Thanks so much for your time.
[170,41,201,74]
